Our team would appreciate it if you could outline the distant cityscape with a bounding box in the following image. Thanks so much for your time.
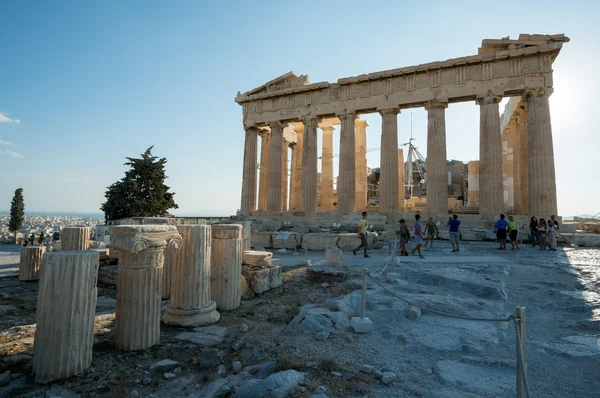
[0,213,104,244]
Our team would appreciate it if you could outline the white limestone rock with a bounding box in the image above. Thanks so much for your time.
[325,248,343,268]
[242,250,273,268]
[242,266,282,295]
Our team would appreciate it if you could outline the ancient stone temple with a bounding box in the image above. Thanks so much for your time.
[235,34,568,218]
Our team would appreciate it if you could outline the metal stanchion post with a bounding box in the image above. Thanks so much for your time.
[516,306,527,398]
[360,268,367,319]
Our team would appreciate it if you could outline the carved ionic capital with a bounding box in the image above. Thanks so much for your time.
[378,108,400,116]
[476,93,503,106]
[523,87,553,99]
[424,100,448,111]
[109,225,182,254]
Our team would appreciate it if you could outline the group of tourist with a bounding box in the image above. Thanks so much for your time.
[494,213,560,251]
[353,211,561,258]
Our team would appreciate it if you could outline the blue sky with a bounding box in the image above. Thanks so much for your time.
[0,0,598,216]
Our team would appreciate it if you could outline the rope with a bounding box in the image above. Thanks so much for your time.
[513,319,532,398]
[367,273,513,323]
[365,271,531,397]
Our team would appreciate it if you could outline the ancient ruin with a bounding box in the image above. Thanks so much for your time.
[236,34,568,219]
[33,251,99,383]
[110,225,182,351]
[61,227,91,251]
[18,246,45,281]
[163,225,220,327]
[210,224,243,311]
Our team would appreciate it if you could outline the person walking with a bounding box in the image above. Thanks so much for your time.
[507,215,519,250]
[410,214,426,258]
[550,215,560,231]
[448,214,461,252]
[495,214,508,250]
[538,218,548,250]
[353,211,370,258]
[529,216,539,248]
[548,219,559,251]
[424,217,439,248]
[397,219,411,256]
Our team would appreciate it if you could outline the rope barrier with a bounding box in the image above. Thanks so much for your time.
[367,274,513,322]
[365,272,531,398]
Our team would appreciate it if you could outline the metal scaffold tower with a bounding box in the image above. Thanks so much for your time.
[401,113,427,197]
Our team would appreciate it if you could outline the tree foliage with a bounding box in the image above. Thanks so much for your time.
[9,188,25,234]
[101,146,178,221]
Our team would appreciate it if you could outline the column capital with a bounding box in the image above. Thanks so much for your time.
[337,112,357,121]
[424,100,448,110]
[523,87,553,99]
[378,108,400,116]
[355,119,369,128]
[268,121,287,131]
[109,225,182,254]
[320,124,335,134]
[302,117,320,130]
[257,127,270,137]
[476,93,503,106]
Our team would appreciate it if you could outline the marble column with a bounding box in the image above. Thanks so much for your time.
[162,250,173,299]
[525,88,558,216]
[267,122,284,213]
[289,143,297,210]
[511,113,524,214]
[61,227,90,251]
[211,224,242,311]
[517,102,529,214]
[338,113,357,212]
[425,101,448,215]
[240,126,258,214]
[281,139,289,211]
[468,161,480,207]
[502,122,516,210]
[33,251,99,383]
[163,225,220,327]
[477,94,504,216]
[291,123,304,211]
[258,129,270,212]
[302,118,318,212]
[398,148,405,211]
[320,125,335,211]
[355,120,368,211]
[110,225,182,351]
[379,109,400,213]
[19,246,45,281]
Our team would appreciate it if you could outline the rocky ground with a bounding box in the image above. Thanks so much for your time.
[0,241,599,397]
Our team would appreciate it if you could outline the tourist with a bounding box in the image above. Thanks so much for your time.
[548,220,559,251]
[353,211,370,258]
[448,214,461,252]
[424,217,439,248]
[410,214,425,258]
[495,214,508,250]
[529,216,539,248]
[538,218,548,250]
[507,215,519,250]
[550,215,560,230]
[397,219,410,256]
[52,231,60,243]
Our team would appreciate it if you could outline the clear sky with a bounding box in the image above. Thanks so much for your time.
[0,0,598,217]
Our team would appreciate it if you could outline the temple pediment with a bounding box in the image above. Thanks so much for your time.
[237,72,309,99]
[479,33,569,55]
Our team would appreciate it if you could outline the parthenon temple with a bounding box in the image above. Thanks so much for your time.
[236,34,569,220]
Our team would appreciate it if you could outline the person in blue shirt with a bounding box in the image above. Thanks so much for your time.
[448,214,461,252]
[495,214,508,250]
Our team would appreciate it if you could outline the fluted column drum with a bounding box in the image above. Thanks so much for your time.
[163,225,220,327]
[19,246,46,281]
[61,227,90,251]
[110,225,181,351]
[211,224,243,311]
[33,251,99,384]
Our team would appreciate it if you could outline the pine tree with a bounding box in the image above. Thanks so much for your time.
[101,146,178,221]
[9,188,25,235]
